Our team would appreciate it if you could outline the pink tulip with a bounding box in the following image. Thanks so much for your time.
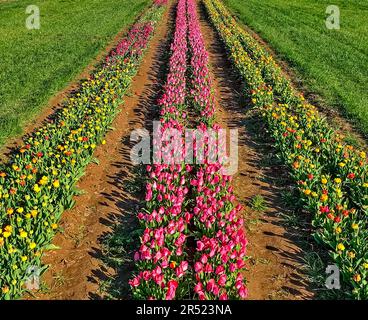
[218,274,227,287]
[206,279,216,292]
[129,277,140,288]
[219,292,228,300]
[165,280,179,300]
[197,241,205,251]
[194,262,203,273]
[238,286,248,299]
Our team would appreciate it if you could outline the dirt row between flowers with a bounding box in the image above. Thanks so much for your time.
[196,0,313,300]
[25,0,313,300]
[27,2,176,300]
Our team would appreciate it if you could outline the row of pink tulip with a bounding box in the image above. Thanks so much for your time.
[186,0,248,300]
[187,0,215,124]
[106,23,154,64]
[190,159,248,299]
[130,0,192,300]
[130,0,248,300]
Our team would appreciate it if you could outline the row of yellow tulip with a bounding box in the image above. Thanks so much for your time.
[0,3,167,300]
[203,0,368,299]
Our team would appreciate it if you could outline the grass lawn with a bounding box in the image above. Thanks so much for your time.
[223,0,368,136]
[0,0,149,145]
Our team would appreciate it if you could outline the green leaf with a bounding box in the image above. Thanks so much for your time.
[91,157,100,165]
[43,244,61,251]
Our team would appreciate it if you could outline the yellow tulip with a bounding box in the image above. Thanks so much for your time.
[3,231,11,238]
[335,227,342,234]
[19,231,27,238]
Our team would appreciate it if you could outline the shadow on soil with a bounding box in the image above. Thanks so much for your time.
[86,3,176,300]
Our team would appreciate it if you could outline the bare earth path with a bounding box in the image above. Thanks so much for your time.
[31,2,175,300]
[196,0,313,300]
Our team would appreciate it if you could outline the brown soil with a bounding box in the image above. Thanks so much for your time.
[28,2,174,300]
[197,0,314,300]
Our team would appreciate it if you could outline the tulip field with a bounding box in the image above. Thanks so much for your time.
[0,0,367,301]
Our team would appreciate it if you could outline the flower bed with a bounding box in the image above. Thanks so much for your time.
[187,0,248,300]
[131,0,248,300]
[130,0,192,300]
[187,0,215,125]
[0,2,167,300]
